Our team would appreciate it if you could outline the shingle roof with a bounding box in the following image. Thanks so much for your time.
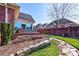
[35,24,42,28]
[18,12,35,23]
[42,23,48,26]
[53,18,74,24]
[49,22,56,25]
[49,18,79,27]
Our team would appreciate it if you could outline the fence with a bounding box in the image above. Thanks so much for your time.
[37,26,79,37]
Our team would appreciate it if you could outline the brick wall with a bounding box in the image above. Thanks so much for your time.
[0,5,15,25]
[8,8,15,25]
[0,5,5,22]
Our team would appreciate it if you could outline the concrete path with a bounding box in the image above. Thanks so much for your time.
[50,38,79,56]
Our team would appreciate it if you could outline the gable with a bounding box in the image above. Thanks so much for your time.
[18,12,35,23]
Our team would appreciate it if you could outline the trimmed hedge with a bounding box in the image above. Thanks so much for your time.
[1,23,14,45]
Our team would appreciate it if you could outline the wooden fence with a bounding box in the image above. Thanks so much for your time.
[37,26,79,37]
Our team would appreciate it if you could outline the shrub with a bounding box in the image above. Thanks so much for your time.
[1,23,14,45]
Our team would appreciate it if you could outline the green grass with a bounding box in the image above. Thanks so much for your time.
[29,40,61,56]
[51,35,79,49]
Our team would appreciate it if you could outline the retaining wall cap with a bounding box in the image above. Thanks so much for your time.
[35,43,40,47]
[40,41,45,44]
[29,45,35,49]
[44,40,50,43]
[16,50,23,55]
[23,47,29,51]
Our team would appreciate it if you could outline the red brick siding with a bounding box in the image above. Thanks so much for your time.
[0,5,15,25]
[8,8,15,25]
[0,5,5,22]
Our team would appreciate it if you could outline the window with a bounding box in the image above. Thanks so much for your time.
[21,24,26,29]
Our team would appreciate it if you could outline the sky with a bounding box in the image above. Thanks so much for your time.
[17,3,79,26]
[17,3,53,25]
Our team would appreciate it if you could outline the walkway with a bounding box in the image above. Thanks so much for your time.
[50,38,79,56]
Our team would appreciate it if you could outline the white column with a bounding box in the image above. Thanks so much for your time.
[5,3,8,23]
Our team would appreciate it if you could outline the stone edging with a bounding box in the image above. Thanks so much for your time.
[10,40,51,56]
[51,38,79,56]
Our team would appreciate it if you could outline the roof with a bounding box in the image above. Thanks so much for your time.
[35,24,42,28]
[42,23,48,26]
[18,12,35,23]
[53,18,75,24]
[49,22,56,25]
[0,3,20,8]
[49,18,79,27]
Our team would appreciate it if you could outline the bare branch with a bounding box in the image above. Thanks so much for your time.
[48,3,78,22]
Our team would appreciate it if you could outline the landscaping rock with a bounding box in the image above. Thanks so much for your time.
[53,38,79,56]
[16,49,23,55]
[0,32,50,56]
[23,47,29,52]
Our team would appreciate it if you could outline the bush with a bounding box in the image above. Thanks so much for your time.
[1,23,14,45]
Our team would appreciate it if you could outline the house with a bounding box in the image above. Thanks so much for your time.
[15,12,35,33]
[37,18,79,29]
[40,23,49,29]
[48,18,79,28]
[0,3,35,33]
[37,18,79,37]
[0,3,20,25]
[0,3,20,45]
[33,24,42,31]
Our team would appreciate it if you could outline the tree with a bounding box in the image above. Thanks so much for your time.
[47,3,79,25]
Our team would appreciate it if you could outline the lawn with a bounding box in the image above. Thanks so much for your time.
[51,35,79,49]
[29,40,61,56]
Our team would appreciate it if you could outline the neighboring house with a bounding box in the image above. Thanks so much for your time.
[0,3,20,25]
[47,22,57,28]
[33,24,42,31]
[34,23,49,30]
[15,12,35,32]
[37,18,79,29]
[40,23,49,29]
[37,18,79,37]
[49,18,79,28]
